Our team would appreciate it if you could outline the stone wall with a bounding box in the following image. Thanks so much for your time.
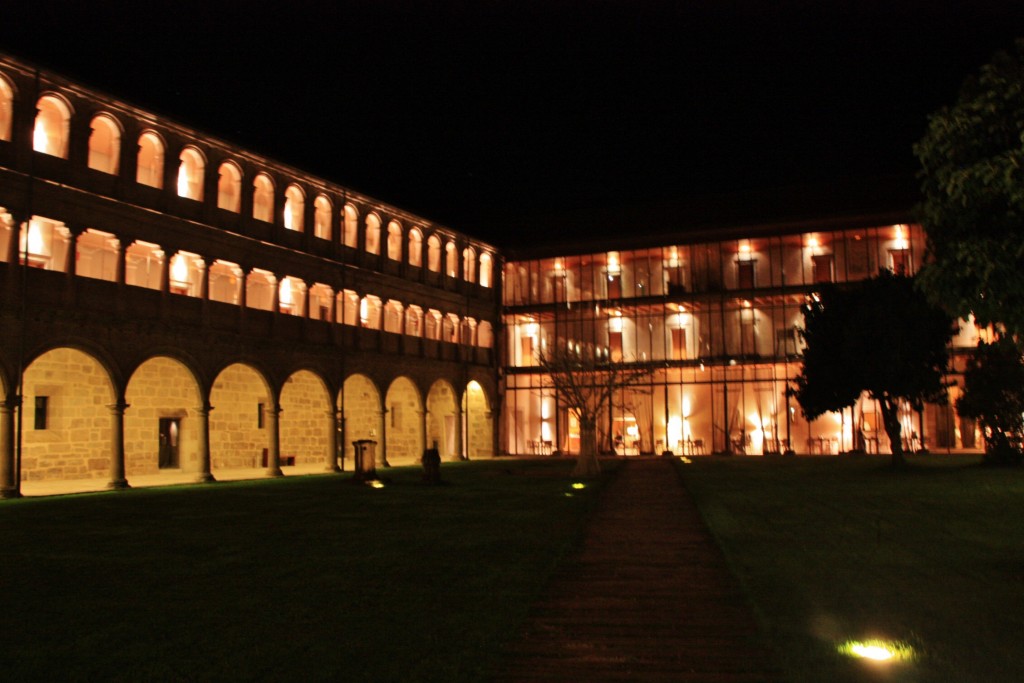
[385,377,422,465]
[426,380,456,459]
[210,364,269,470]
[280,370,331,466]
[22,348,114,480]
[124,356,201,475]
[342,374,382,464]
[464,383,493,459]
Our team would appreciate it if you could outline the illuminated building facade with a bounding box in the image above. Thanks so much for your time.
[501,212,983,457]
[0,54,499,496]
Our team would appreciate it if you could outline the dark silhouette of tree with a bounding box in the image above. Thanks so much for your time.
[538,346,653,477]
[791,271,953,468]
[914,39,1024,337]
[956,337,1024,465]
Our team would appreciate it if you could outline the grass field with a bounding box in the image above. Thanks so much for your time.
[0,460,605,682]
[678,454,1024,683]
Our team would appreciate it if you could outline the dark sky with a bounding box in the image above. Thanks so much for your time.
[4,1,1022,246]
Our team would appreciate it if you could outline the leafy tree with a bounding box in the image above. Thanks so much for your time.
[956,337,1024,465]
[538,345,653,477]
[792,271,953,468]
[914,39,1024,337]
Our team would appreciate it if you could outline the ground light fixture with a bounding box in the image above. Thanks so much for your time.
[367,480,385,489]
[838,639,914,663]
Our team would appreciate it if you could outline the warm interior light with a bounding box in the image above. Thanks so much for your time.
[176,163,189,197]
[33,121,48,153]
[807,236,819,249]
[170,253,189,285]
[279,278,293,307]
[739,241,751,256]
[26,221,45,255]
[893,224,909,250]
[607,251,621,275]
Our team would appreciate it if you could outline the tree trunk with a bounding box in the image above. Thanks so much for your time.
[572,419,601,478]
[880,397,906,469]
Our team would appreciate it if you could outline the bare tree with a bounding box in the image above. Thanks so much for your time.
[539,345,654,477]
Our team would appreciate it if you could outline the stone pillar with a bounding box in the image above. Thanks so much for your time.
[238,265,250,330]
[325,409,340,472]
[454,401,465,460]
[265,403,283,477]
[161,249,175,295]
[195,401,215,483]
[0,395,21,498]
[63,226,82,306]
[379,408,389,467]
[303,280,312,319]
[5,215,20,265]
[107,400,130,489]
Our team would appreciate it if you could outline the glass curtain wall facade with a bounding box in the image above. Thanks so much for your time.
[503,223,980,457]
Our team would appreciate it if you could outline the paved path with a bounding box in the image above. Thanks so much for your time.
[496,458,783,682]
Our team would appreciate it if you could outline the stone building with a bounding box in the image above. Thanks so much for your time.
[0,53,500,497]
[501,193,984,458]
[0,53,985,497]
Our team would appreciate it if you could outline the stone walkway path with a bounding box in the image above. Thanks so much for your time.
[495,458,783,682]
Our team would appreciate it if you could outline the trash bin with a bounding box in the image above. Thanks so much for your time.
[353,439,378,480]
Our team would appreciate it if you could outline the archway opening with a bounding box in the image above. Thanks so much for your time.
[125,357,201,476]
[210,363,270,472]
[385,377,423,465]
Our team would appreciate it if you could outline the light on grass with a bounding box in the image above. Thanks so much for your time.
[680,456,692,464]
[838,639,914,663]
[571,482,586,490]
[367,480,385,489]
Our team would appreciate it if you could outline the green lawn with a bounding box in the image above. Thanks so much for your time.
[0,460,605,682]
[678,454,1024,683]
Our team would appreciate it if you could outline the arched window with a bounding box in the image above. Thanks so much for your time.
[343,203,359,247]
[252,173,274,222]
[309,283,334,320]
[427,235,442,272]
[478,321,493,348]
[341,289,359,325]
[33,95,71,158]
[136,132,164,188]
[87,114,120,174]
[361,295,382,328]
[462,247,476,283]
[445,241,458,277]
[365,214,381,254]
[246,269,276,311]
[0,76,12,142]
[208,260,243,305]
[284,184,304,232]
[384,300,404,333]
[125,240,164,290]
[217,162,242,212]
[408,229,423,267]
[313,195,332,240]
[425,309,442,340]
[278,276,305,315]
[386,221,403,261]
[479,252,493,287]
[461,317,477,346]
[405,305,423,337]
[19,216,70,271]
[442,313,458,343]
[177,147,205,201]
[168,250,203,296]
[76,228,119,281]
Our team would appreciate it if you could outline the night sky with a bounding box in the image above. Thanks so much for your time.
[4,1,1022,246]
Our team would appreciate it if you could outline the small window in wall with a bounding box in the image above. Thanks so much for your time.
[387,221,402,260]
[177,147,205,201]
[217,162,242,212]
[0,76,12,142]
[408,229,423,267]
[252,174,275,222]
[890,249,909,276]
[365,214,381,254]
[34,95,71,158]
[427,235,442,272]
[463,247,476,282]
[445,242,458,277]
[136,132,165,189]
[737,261,755,289]
[343,204,359,247]
[284,184,304,232]
[88,115,121,174]
[313,195,332,240]
[257,402,265,429]
[812,254,833,284]
[479,253,492,287]
[34,396,49,430]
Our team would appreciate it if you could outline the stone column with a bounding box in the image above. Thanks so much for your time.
[265,403,283,477]
[4,215,20,265]
[303,280,312,319]
[379,408,389,467]
[0,395,21,498]
[325,409,340,472]
[195,401,215,483]
[107,400,130,490]
[64,226,82,305]
[454,401,465,461]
